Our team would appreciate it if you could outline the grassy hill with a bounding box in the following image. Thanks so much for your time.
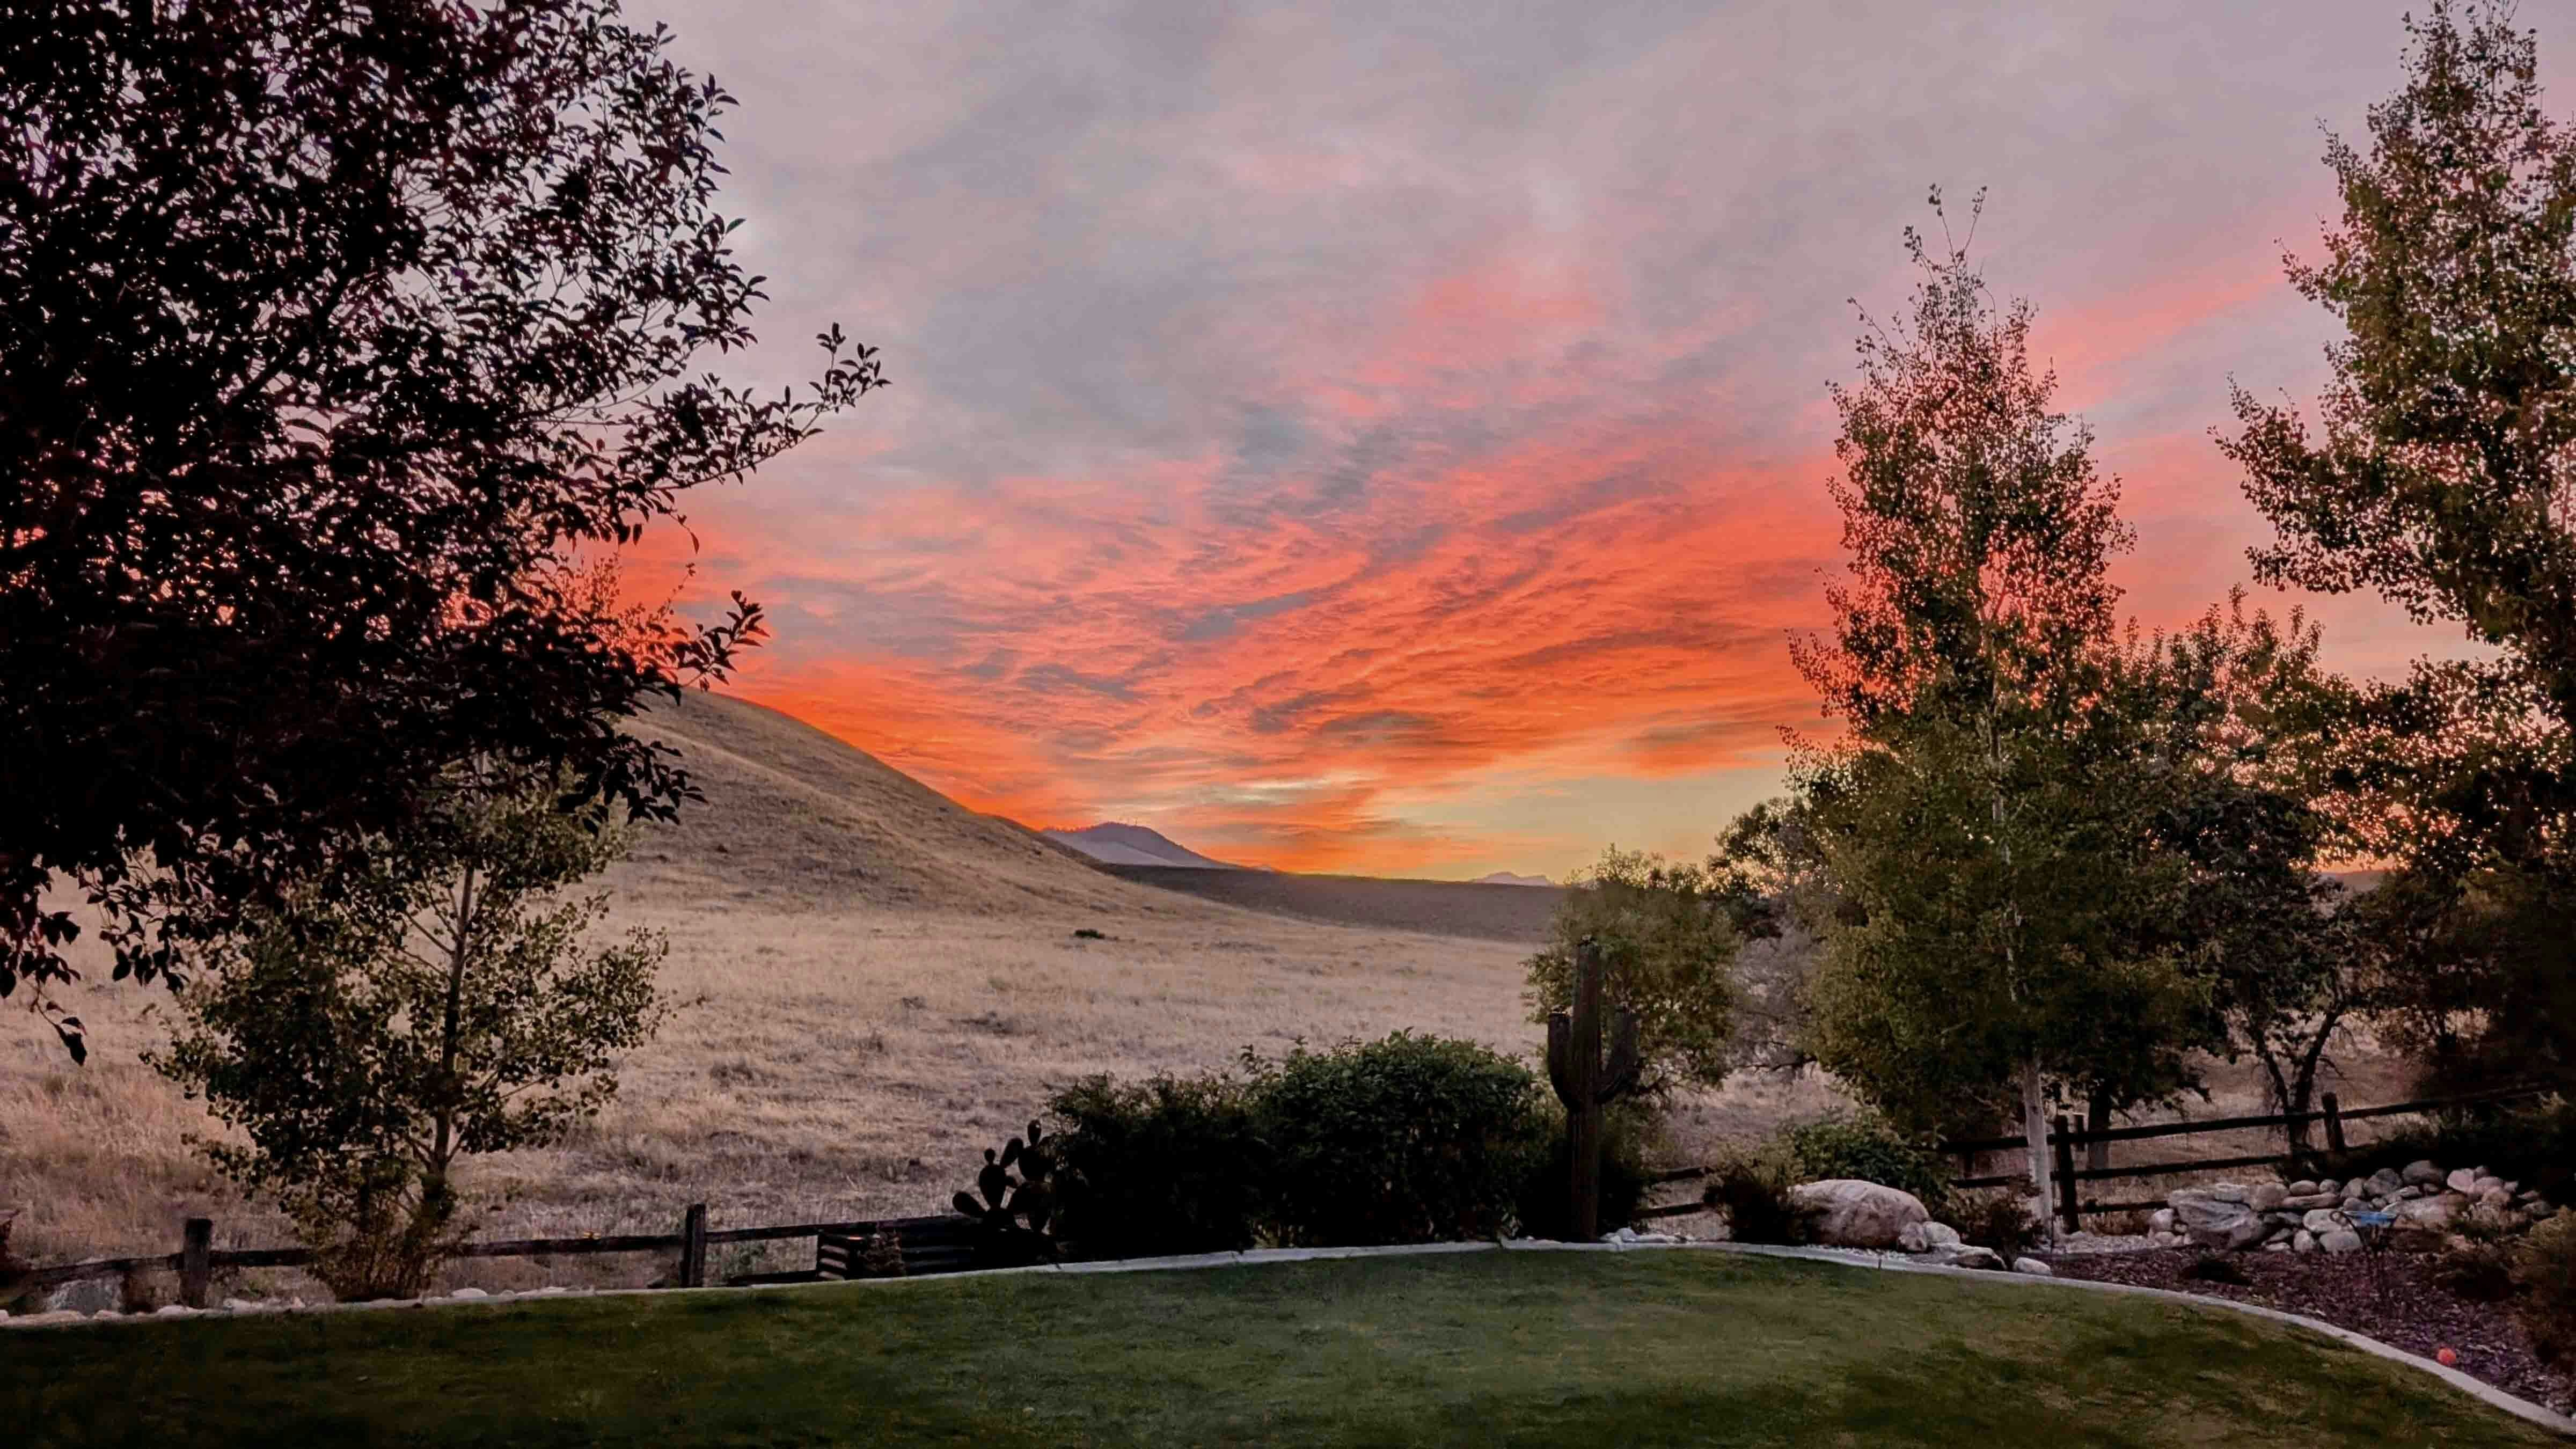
[608,692,1160,915]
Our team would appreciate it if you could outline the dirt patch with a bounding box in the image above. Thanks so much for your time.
[2047,1246,2572,1414]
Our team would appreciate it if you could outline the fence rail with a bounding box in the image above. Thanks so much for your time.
[3,1209,977,1306]
[1938,1084,2551,1232]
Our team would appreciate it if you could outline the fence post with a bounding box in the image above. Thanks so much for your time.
[180,1218,213,1308]
[679,1203,708,1289]
[2052,1115,2080,1235]
[2323,1092,2346,1155]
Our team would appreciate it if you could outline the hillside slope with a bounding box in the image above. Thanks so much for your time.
[608,691,1164,916]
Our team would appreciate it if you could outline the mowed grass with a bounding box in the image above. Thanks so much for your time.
[8,1252,2560,1448]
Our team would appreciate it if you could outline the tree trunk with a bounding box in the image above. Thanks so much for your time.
[424,862,479,1228]
[2019,1057,2055,1244]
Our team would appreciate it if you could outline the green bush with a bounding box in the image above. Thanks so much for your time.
[2515,1210,2576,1365]
[1046,1071,1263,1258]
[1951,1188,2044,1261]
[1515,1100,1656,1241]
[1250,1033,1553,1246]
[1702,1143,1809,1245]
[1779,1110,1955,1218]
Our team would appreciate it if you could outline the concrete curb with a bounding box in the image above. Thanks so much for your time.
[8,1235,2569,1436]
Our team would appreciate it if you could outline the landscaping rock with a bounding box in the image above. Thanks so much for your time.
[1932,1243,2006,1270]
[2289,1180,2319,1196]
[2396,1192,2468,1229]
[2171,1192,2268,1250]
[2366,1168,2406,1197]
[1897,1223,1928,1254]
[2148,1208,2176,1234]
[1785,1180,1928,1249]
[1920,1222,1961,1250]
[2481,1188,2515,1212]
[2401,1160,2443,1187]
[2281,1192,2339,1210]
[2447,1167,2482,1195]
[2319,1228,2363,1254]
[2202,1181,2252,1204]
[450,1287,489,1300]
[2294,1230,2317,1253]
[2012,1257,2053,1276]
[2250,1182,2288,1211]
[2301,1208,2345,1234]
[44,1279,118,1316]
[153,1305,195,1317]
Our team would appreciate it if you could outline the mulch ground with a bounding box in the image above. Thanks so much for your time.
[2045,1246,2572,1414]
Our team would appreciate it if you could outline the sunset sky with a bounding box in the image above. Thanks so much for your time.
[620,0,2556,881]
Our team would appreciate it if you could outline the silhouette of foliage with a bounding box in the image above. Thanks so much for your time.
[0,0,886,1056]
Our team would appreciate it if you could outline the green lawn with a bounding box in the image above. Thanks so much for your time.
[6,1250,2562,1447]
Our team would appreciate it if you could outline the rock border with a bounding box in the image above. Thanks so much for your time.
[7,1236,2568,1438]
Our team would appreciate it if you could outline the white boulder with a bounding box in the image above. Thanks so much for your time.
[1785,1180,1929,1249]
[2012,1257,2053,1276]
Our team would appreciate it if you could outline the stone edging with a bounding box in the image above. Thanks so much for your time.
[8,1236,2570,1437]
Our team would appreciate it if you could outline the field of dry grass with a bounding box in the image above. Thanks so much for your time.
[0,691,2435,1293]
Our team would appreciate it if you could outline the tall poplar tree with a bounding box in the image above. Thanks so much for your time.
[1794,195,2204,1228]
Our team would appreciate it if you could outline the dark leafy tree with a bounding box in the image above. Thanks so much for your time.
[1523,847,1743,1093]
[2130,596,2378,1152]
[2220,0,2576,1085]
[0,0,886,1057]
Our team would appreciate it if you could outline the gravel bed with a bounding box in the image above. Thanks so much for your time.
[2046,1246,2572,1414]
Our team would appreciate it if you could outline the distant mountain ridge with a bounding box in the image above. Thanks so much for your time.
[1473,871,1554,887]
[1042,821,1244,870]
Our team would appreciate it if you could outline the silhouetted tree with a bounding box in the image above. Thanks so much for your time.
[2221,0,2576,1086]
[0,0,886,1057]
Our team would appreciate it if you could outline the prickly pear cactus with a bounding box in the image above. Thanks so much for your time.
[952,1119,1062,1265]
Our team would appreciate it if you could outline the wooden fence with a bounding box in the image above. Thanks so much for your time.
[4,1208,979,1309]
[1943,1083,2550,1232]
[1636,1084,2553,1231]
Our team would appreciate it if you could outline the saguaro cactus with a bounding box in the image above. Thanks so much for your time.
[1547,936,1642,1240]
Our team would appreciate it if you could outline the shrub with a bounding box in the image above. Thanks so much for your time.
[1515,1100,1657,1241]
[1951,1188,2044,1261]
[2515,1210,2576,1365]
[2431,1205,2521,1302]
[1779,1111,1954,1218]
[1702,1143,1809,1245]
[1250,1033,1552,1247]
[2183,1253,2253,1286]
[1046,1071,1263,1258]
